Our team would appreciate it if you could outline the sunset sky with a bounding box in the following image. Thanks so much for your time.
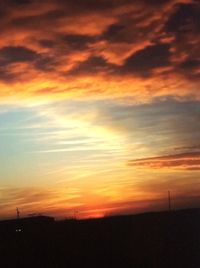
[0,0,200,219]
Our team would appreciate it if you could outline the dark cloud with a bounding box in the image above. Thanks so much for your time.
[162,2,200,83]
[34,56,57,72]
[0,46,38,64]
[176,56,200,81]
[38,39,56,48]
[9,0,32,5]
[58,0,119,12]
[121,43,171,76]
[179,59,200,70]
[0,46,57,81]
[165,3,200,34]
[0,46,39,81]
[176,57,200,82]
[144,0,171,5]
[62,0,171,10]
[11,9,66,29]
[102,24,127,43]
[128,152,200,170]
[63,34,96,50]
[68,56,115,75]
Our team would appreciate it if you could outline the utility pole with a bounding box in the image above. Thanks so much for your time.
[168,191,171,211]
[16,207,20,219]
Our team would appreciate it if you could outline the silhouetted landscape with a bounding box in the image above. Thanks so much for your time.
[1,208,200,268]
[1,1,200,267]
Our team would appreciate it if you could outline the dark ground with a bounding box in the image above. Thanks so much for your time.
[0,209,200,268]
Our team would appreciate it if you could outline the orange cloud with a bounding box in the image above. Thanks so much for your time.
[0,0,199,104]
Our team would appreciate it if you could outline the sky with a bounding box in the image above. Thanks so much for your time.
[0,0,200,219]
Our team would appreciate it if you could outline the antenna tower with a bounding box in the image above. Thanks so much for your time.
[16,207,20,219]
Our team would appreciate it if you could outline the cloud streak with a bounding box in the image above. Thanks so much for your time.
[128,152,200,170]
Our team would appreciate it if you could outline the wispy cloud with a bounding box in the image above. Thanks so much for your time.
[128,152,200,170]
